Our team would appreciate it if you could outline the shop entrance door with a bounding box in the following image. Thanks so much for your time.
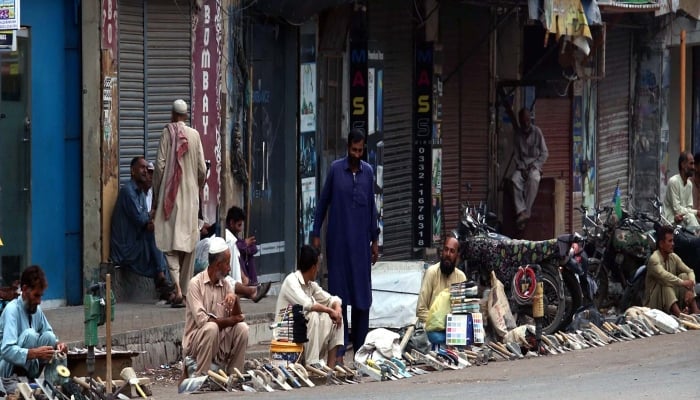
[0,28,30,286]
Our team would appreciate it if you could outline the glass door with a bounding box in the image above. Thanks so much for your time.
[0,28,30,286]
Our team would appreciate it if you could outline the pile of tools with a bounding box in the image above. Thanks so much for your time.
[7,365,153,400]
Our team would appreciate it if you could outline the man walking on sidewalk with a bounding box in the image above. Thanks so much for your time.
[153,99,207,307]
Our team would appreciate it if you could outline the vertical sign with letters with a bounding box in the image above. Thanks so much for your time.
[192,0,222,224]
[413,43,433,247]
[349,39,368,135]
[101,0,118,58]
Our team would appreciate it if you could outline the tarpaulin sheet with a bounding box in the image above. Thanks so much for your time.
[368,261,427,328]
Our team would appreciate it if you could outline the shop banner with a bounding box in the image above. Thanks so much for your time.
[349,38,368,134]
[192,0,222,223]
[101,0,118,58]
[0,0,19,30]
[413,42,433,247]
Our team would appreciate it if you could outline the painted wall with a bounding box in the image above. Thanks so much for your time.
[22,0,82,303]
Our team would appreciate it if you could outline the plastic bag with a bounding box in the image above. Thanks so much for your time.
[425,289,451,332]
[487,271,516,337]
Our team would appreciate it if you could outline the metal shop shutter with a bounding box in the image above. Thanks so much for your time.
[440,4,491,239]
[118,0,191,183]
[536,97,572,232]
[369,0,414,260]
[118,0,146,183]
[597,28,631,206]
[145,1,192,162]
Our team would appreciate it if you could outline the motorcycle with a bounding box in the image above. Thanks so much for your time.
[454,202,582,334]
[578,205,656,309]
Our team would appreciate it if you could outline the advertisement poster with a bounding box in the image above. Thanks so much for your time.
[572,82,583,193]
[368,68,375,134]
[300,63,316,132]
[301,177,316,243]
[413,42,433,247]
[432,148,442,243]
[300,131,317,179]
[0,0,19,31]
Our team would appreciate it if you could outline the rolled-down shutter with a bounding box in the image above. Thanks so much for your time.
[369,1,414,260]
[597,27,631,206]
[118,0,145,182]
[441,4,491,238]
[145,1,192,162]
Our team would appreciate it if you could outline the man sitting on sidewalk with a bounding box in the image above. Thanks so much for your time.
[276,245,344,367]
[183,237,249,376]
[0,266,67,378]
[416,236,466,344]
[111,156,173,300]
[644,225,700,317]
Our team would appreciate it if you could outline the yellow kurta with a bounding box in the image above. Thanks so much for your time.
[643,250,696,313]
[416,263,466,323]
[153,122,207,253]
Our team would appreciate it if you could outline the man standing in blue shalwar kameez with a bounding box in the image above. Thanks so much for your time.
[312,128,379,358]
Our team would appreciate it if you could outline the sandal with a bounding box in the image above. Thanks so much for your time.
[171,295,185,308]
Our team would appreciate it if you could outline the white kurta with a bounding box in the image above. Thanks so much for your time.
[153,122,207,253]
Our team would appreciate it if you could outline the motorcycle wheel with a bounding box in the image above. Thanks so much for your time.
[588,260,610,308]
[539,265,567,335]
[560,268,582,331]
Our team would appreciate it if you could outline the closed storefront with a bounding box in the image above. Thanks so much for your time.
[368,0,414,259]
[597,27,632,206]
[440,4,491,237]
[118,0,192,182]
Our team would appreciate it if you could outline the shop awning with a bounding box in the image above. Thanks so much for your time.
[597,0,660,13]
[253,0,353,24]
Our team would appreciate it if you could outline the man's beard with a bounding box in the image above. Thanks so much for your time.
[440,259,456,276]
[25,303,38,315]
[349,155,361,168]
[687,168,695,177]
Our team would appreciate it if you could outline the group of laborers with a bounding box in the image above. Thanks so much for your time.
[0,101,696,385]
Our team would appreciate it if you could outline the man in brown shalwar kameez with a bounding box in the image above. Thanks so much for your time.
[183,237,249,377]
[153,99,207,306]
[644,225,699,317]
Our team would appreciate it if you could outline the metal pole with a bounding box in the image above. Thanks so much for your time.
[106,274,112,394]
[681,30,686,152]
[246,65,254,237]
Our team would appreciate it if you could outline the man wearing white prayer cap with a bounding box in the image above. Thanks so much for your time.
[182,237,249,377]
[152,98,207,307]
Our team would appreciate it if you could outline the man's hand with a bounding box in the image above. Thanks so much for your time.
[146,221,155,232]
[28,346,55,361]
[245,236,256,247]
[683,287,696,305]
[56,342,67,354]
[675,214,685,223]
[328,307,342,327]
[311,237,321,249]
[222,293,237,316]
[371,241,379,265]
[681,279,695,291]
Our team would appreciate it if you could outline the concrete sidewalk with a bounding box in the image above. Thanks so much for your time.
[43,293,278,371]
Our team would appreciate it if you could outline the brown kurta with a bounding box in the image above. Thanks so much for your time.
[643,250,696,313]
[183,271,249,375]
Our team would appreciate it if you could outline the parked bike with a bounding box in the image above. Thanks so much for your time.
[454,202,582,334]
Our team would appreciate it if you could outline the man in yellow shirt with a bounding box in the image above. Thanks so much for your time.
[416,236,466,323]
[644,225,699,317]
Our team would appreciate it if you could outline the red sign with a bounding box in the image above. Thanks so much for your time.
[101,0,118,58]
[192,0,222,223]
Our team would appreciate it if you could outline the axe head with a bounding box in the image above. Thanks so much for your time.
[178,375,209,394]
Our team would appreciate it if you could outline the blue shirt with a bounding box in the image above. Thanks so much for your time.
[312,157,378,309]
[110,180,165,277]
[0,297,55,369]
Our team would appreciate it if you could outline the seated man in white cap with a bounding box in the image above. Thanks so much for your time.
[183,237,249,377]
[276,245,343,367]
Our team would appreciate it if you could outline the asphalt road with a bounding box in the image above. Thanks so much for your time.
[151,330,700,399]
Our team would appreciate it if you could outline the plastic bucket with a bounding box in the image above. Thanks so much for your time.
[269,340,303,367]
